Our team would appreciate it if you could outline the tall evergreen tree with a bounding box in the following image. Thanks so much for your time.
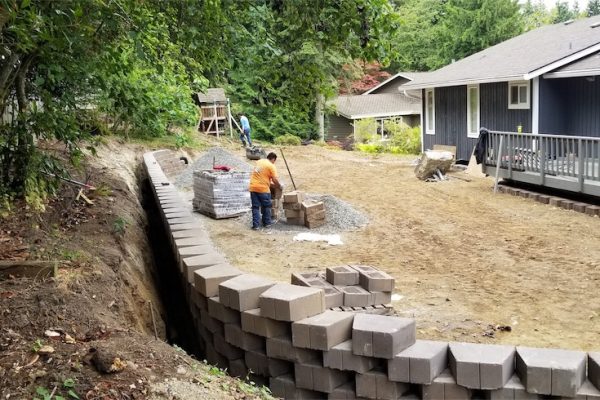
[552,1,574,22]
[522,0,552,30]
[587,0,600,16]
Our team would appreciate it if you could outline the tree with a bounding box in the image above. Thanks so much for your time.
[521,0,552,31]
[587,0,600,16]
[338,61,392,95]
[552,1,575,23]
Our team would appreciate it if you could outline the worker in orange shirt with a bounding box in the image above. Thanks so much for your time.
[249,152,282,230]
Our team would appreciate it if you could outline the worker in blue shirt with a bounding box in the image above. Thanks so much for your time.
[239,114,252,147]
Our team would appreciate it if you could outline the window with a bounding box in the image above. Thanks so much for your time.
[508,81,530,109]
[467,84,480,138]
[425,88,435,135]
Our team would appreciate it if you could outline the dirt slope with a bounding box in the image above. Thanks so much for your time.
[200,144,600,351]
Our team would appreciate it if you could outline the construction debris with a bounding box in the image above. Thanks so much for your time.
[192,170,251,219]
[414,150,454,180]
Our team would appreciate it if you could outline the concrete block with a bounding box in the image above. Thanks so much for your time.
[340,285,372,307]
[326,266,359,286]
[219,274,275,311]
[259,283,325,321]
[241,308,290,338]
[245,349,270,377]
[167,216,197,225]
[270,374,295,399]
[327,382,357,400]
[516,346,586,397]
[190,289,208,310]
[182,254,228,283]
[488,374,541,400]
[295,360,351,393]
[323,286,344,309]
[194,264,242,297]
[228,358,248,378]
[169,222,204,232]
[449,342,515,389]
[266,335,321,363]
[291,272,319,286]
[171,229,206,239]
[585,205,600,216]
[355,267,395,292]
[292,311,354,351]
[573,202,587,213]
[356,368,410,400]
[324,340,379,373]
[537,194,550,204]
[575,379,600,400]
[200,307,224,335]
[283,191,305,203]
[422,369,471,400]
[372,291,392,305]
[388,340,448,384]
[175,236,211,248]
[589,353,600,392]
[282,202,302,210]
[207,296,241,324]
[224,323,264,351]
[352,313,416,359]
[205,340,229,369]
[213,334,244,360]
[177,244,213,261]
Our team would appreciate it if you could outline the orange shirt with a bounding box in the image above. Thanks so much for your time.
[249,159,278,193]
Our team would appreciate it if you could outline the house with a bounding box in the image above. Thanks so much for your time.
[402,16,600,196]
[193,88,231,136]
[362,71,429,95]
[326,93,421,143]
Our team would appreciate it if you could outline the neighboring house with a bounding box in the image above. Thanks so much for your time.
[402,16,600,196]
[362,71,429,96]
[326,93,421,142]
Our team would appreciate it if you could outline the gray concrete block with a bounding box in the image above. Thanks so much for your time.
[194,264,242,297]
[422,369,471,400]
[177,244,213,263]
[182,254,228,283]
[356,368,410,400]
[169,222,204,232]
[516,346,586,397]
[171,229,206,239]
[167,216,197,225]
[324,340,379,373]
[245,349,270,377]
[327,382,356,399]
[224,323,265,351]
[259,283,325,322]
[575,379,600,400]
[200,307,224,335]
[270,374,294,398]
[352,313,416,359]
[295,360,351,393]
[292,271,320,286]
[292,311,354,351]
[449,342,515,389]
[207,296,241,324]
[323,286,344,309]
[213,334,244,360]
[340,285,372,307]
[590,353,600,392]
[266,335,321,363]
[219,274,275,311]
[488,374,541,400]
[228,358,248,378]
[241,308,290,338]
[357,269,395,292]
[372,291,392,305]
[389,340,448,384]
[326,266,359,286]
[175,236,211,248]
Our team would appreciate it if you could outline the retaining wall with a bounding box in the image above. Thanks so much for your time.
[144,150,600,399]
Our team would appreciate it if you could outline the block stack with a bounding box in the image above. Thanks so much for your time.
[270,186,283,220]
[292,264,395,310]
[283,190,326,229]
[192,170,251,219]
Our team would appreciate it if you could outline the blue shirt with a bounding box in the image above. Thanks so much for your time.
[240,116,250,131]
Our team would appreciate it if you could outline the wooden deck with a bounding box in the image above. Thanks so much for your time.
[483,131,600,196]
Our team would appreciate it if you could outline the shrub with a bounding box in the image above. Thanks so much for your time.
[388,126,421,155]
[354,118,379,143]
[274,134,302,146]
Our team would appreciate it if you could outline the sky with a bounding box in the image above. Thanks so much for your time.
[539,0,589,9]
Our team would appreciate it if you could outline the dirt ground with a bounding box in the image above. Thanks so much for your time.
[200,144,600,351]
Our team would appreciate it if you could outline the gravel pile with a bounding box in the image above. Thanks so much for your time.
[174,147,252,188]
[240,193,369,233]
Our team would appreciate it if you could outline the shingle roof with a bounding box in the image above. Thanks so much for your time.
[548,51,600,75]
[362,72,430,94]
[330,93,421,119]
[195,88,226,103]
[402,16,600,89]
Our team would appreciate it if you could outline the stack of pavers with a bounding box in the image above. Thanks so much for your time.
[192,170,251,219]
[146,150,600,400]
[283,190,326,228]
[292,265,394,311]
[271,186,283,221]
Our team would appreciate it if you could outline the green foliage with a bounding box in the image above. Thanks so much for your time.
[588,0,600,16]
[274,134,302,146]
[113,216,129,236]
[522,0,552,31]
[354,118,379,143]
[175,132,193,150]
[356,118,421,155]
[552,1,576,22]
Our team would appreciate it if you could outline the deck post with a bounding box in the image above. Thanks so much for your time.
[508,133,513,180]
[578,138,584,192]
[494,136,504,194]
[539,136,545,186]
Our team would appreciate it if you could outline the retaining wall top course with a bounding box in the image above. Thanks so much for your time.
[291,310,354,351]
[449,342,515,390]
[352,313,416,359]
[259,283,326,322]
[218,273,275,312]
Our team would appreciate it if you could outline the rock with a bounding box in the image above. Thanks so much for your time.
[64,334,76,344]
[414,150,454,180]
[91,348,127,374]
[44,330,61,338]
[38,345,55,354]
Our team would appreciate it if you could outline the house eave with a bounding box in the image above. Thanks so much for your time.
[362,72,415,95]
[401,75,525,90]
[543,68,600,79]
[347,111,421,120]
[524,42,600,80]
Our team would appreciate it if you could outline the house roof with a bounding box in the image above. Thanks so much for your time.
[362,72,430,95]
[195,88,227,103]
[544,51,600,78]
[330,93,421,119]
[402,16,600,90]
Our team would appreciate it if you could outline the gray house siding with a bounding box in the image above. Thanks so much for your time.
[480,82,532,133]
[369,77,410,94]
[325,115,353,142]
[539,77,600,137]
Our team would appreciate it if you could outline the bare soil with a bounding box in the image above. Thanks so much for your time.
[200,144,600,351]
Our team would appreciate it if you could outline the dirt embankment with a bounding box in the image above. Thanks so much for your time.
[0,141,271,400]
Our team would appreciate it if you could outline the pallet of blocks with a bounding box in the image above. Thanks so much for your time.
[270,186,283,220]
[301,199,326,228]
[282,191,305,225]
[193,170,251,219]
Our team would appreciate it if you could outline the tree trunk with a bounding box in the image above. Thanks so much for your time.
[315,91,325,141]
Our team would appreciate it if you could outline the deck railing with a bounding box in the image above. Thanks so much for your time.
[485,131,600,191]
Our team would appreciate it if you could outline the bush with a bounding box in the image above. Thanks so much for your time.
[274,134,302,146]
[354,118,378,143]
[388,125,421,155]
[354,118,421,155]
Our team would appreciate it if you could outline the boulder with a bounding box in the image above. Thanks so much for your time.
[414,150,454,180]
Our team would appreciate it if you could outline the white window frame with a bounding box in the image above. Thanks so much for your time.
[467,84,480,138]
[508,81,530,109]
[425,88,435,135]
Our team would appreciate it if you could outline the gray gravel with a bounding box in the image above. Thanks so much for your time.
[174,147,252,188]
[239,193,369,233]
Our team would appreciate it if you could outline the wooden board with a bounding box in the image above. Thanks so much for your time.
[433,145,457,160]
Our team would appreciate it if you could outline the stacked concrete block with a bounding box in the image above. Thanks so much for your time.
[291,272,344,308]
[224,323,265,351]
[219,274,275,312]
[207,296,241,324]
[590,353,600,391]
[449,342,515,390]
[324,340,380,373]
[192,170,251,219]
[295,360,351,393]
[259,283,326,322]
[214,333,245,360]
[302,198,326,229]
[266,335,322,364]
[283,191,306,225]
[388,340,448,384]
[292,311,354,351]
[241,308,290,338]
[181,254,229,283]
[194,265,243,298]
[356,368,410,400]
[326,266,359,286]
[516,346,586,397]
[576,379,600,399]
[271,186,283,220]
[488,374,540,400]
[422,369,471,400]
[352,313,416,359]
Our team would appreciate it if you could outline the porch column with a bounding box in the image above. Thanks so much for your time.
[532,77,539,135]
